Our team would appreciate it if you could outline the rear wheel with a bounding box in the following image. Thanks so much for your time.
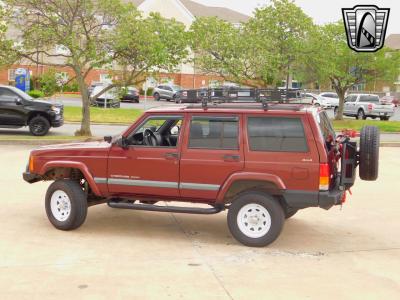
[227,191,284,247]
[380,116,389,121]
[356,109,366,120]
[29,115,50,136]
[45,180,88,230]
[359,126,380,181]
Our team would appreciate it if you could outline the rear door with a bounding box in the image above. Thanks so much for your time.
[179,113,244,201]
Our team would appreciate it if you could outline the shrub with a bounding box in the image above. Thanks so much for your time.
[39,70,59,96]
[140,87,154,96]
[28,90,44,98]
[63,81,79,92]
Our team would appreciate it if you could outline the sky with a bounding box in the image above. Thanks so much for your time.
[194,0,399,35]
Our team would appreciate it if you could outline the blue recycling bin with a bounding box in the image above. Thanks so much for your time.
[15,68,30,93]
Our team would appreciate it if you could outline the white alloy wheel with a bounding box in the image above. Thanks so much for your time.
[50,190,71,222]
[237,203,271,238]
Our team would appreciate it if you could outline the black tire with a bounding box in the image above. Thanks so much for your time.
[45,180,88,230]
[356,109,366,120]
[380,116,389,121]
[359,126,380,181]
[29,115,50,136]
[227,191,285,247]
[153,93,160,101]
[334,106,338,118]
[284,208,298,219]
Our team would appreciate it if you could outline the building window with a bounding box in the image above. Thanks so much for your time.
[100,73,112,83]
[8,69,16,81]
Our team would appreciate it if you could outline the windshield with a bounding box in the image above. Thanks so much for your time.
[172,85,182,91]
[9,86,34,100]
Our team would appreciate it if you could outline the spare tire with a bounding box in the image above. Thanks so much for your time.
[359,126,380,181]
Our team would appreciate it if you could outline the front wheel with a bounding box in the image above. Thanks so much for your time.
[29,115,50,136]
[153,93,160,101]
[227,191,284,247]
[45,180,88,230]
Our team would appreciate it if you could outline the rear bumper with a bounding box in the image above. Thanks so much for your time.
[283,188,345,210]
[367,111,394,117]
[318,188,345,210]
[23,171,42,183]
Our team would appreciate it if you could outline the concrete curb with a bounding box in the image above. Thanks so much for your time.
[64,121,130,126]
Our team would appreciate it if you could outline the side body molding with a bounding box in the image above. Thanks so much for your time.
[216,172,286,203]
[39,161,102,196]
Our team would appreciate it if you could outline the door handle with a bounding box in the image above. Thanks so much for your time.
[223,154,240,161]
[165,152,179,160]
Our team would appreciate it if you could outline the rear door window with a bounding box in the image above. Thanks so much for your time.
[359,95,379,103]
[247,117,308,152]
[188,116,239,150]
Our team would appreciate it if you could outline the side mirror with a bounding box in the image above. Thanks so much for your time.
[116,136,129,149]
[14,98,22,105]
[104,136,112,143]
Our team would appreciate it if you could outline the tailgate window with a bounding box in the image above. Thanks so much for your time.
[317,111,335,144]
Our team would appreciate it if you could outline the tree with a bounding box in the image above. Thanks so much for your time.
[5,0,127,136]
[190,0,315,88]
[308,22,400,120]
[92,11,189,99]
[0,6,17,67]
[248,0,314,88]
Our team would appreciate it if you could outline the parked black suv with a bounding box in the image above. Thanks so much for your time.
[0,85,64,136]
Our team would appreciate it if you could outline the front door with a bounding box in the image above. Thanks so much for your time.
[107,114,184,198]
[344,95,357,115]
[179,114,244,201]
[0,87,25,126]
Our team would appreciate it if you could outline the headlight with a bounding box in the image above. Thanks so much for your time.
[51,106,61,114]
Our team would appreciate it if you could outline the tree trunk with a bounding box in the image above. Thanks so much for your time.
[333,85,346,120]
[75,71,92,136]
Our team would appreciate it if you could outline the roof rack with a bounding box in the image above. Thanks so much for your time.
[178,88,308,110]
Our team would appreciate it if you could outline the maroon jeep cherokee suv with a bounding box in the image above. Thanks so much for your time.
[23,102,379,247]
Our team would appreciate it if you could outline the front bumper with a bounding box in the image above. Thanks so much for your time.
[23,171,42,183]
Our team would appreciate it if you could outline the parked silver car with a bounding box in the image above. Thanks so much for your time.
[153,85,182,102]
[344,94,394,120]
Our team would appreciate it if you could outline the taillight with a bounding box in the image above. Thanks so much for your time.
[368,103,373,110]
[29,155,35,172]
[319,163,330,191]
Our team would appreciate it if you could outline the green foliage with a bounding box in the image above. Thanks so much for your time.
[63,81,79,92]
[139,88,154,96]
[38,69,59,96]
[28,90,44,98]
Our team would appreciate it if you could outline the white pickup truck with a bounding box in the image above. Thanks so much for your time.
[343,94,395,121]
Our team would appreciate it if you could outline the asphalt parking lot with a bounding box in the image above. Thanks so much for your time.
[0,145,399,299]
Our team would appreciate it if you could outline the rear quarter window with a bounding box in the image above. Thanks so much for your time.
[247,117,308,152]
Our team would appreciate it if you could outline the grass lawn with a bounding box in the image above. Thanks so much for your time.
[64,107,143,124]
[0,135,90,141]
[333,119,400,132]
[64,106,400,132]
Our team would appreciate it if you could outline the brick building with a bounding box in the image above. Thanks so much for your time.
[0,0,249,89]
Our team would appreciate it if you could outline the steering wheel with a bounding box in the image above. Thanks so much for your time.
[143,128,158,146]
